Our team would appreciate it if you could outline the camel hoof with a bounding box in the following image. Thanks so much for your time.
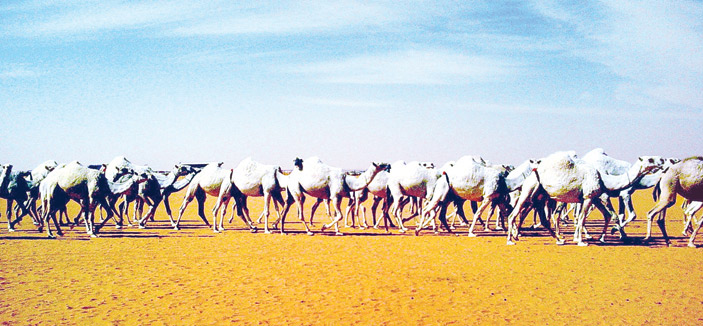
[531,224,542,229]
[584,234,593,240]
[320,225,327,232]
[495,227,505,231]
[173,226,180,231]
[213,229,220,233]
[264,230,272,234]
[599,237,606,244]
[414,229,421,236]
[506,240,516,246]
[468,233,477,238]
[115,225,122,229]
[306,231,314,236]
[90,234,97,238]
[250,228,257,233]
[47,234,56,239]
[335,232,343,236]
[556,239,565,245]
[577,241,588,247]
[8,229,15,233]
[398,229,406,234]
[138,225,146,229]
[484,228,494,232]
[688,242,697,248]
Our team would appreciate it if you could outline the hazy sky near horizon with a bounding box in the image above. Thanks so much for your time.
[1,1,701,170]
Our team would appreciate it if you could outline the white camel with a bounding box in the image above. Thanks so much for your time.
[138,165,201,227]
[386,160,443,233]
[507,151,663,246]
[421,157,539,236]
[277,157,389,235]
[38,162,140,238]
[581,148,676,228]
[215,157,285,234]
[133,164,198,228]
[0,165,32,232]
[15,160,59,226]
[175,162,256,232]
[644,157,703,247]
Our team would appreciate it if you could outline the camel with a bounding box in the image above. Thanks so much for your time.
[137,165,201,227]
[507,151,663,246]
[277,157,389,235]
[420,157,539,236]
[644,157,703,247]
[131,164,197,228]
[581,148,677,228]
[13,160,59,226]
[215,157,285,234]
[682,200,703,236]
[386,161,443,233]
[38,161,142,238]
[175,162,256,232]
[0,165,32,232]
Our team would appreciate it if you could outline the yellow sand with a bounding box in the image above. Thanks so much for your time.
[1,190,702,325]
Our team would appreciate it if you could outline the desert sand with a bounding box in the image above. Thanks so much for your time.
[1,190,702,325]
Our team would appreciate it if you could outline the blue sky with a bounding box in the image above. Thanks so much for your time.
[1,1,701,170]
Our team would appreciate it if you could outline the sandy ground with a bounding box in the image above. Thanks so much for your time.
[1,189,702,325]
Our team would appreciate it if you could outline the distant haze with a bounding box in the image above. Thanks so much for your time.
[1,1,701,171]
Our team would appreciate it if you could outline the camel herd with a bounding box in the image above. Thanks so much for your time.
[1,149,702,247]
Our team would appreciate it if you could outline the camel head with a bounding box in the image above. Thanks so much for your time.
[294,158,304,171]
[372,162,391,173]
[419,162,435,169]
[135,171,151,184]
[110,164,134,181]
[40,160,59,172]
[173,164,194,177]
[0,164,13,190]
[634,156,666,176]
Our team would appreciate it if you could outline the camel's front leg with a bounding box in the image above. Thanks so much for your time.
[295,195,313,235]
[321,196,344,236]
[467,200,491,237]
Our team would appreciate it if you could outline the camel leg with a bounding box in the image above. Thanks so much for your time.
[390,199,408,233]
[573,199,593,246]
[211,193,228,233]
[688,212,703,247]
[321,196,344,236]
[467,200,491,237]
[6,199,16,231]
[309,198,322,226]
[234,197,257,232]
[371,197,382,228]
[294,194,313,235]
[656,210,671,247]
[645,190,676,242]
[591,199,615,244]
[262,193,272,234]
[174,185,198,230]
[191,189,210,229]
[162,194,176,226]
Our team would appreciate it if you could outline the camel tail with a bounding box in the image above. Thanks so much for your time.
[652,181,661,202]
[274,167,287,190]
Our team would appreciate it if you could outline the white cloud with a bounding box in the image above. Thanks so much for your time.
[288,49,522,85]
[530,0,703,110]
[292,96,390,109]
[0,65,40,79]
[170,1,398,36]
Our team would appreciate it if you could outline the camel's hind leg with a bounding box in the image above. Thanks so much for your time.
[467,199,492,237]
[688,210,703,247]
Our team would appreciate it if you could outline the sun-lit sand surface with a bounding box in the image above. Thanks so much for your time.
[1,189,703,325]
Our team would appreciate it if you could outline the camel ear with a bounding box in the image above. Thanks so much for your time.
[648,158,654,163]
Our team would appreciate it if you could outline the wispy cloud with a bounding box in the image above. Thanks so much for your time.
[0,64,40,79]
[292,96,390,109]
[170,1,399,36]
[529,0,703,110]
[287,49,523,85]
